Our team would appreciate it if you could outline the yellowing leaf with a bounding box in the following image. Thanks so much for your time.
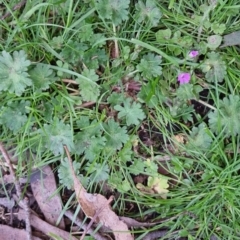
[136,174,170,199]
[147,175,169,199]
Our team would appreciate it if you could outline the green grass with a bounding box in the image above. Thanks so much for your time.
[1,0,240,239]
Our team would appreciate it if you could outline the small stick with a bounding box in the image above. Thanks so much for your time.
[0,142,32,240]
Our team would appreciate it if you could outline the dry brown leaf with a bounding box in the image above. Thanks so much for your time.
[18,209,77,240]
[64,146,133,240]
[0,224,41,240]
[30,165,65,229]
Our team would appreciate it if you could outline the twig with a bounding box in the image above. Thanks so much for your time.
[112,24,119,59]
[0,142,32,240]
[0,0,27,20]
[64,210,108,240]
[62,78,79,85]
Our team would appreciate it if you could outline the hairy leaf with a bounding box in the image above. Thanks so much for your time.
[0,100,30,133]
[137,53,162,79]
[208,95,240,136]
[135,0,162,27]
[0,50,32,96]
[200,52,226,82]
[103,119,129,150]
[38,118,74,155]
[95,0,130,25]
[187,123,213,150]
[76,69,100,102]
[114,98,146,126]
[29,64,57,91]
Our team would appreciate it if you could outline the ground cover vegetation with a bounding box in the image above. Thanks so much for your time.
[1,0,240,239]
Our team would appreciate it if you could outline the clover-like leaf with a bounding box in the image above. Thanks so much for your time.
[114,98,146,126]
[86,162,109,183]
[103,119,129,150]
[76,69,100,102]
[207,35,222,50]
[0,100,30,134]
[156,29,172,41]
[176,84,203,101]
[187,123,213,150]
[211,23,226,35]
[135,0,162,27]
[58,158,89,189]
[137,53,162,79]
[95,0,130,25]
[29,64,57,91]
[200,52,226,82]
[208,95,240,136]
[0,50,32,96]
[75,134,106,161]
[38,118,74,155]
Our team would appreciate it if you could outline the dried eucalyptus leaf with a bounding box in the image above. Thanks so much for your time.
[220,30,240,48]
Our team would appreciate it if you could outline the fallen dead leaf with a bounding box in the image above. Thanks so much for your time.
[0,224,41,240]
[64,146,133,240]
[30,165,65,229]
[220,30,240,48]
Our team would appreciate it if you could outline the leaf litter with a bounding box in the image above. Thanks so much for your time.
[64,145,133,240]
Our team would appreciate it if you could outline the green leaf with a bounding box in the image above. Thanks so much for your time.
[58,158,80,189]
[211,22,226,35]
[135,0,162,27]
[0,50,32,96]
[208,95,240,136]
[107,92,126,106]
[76,69,100,102]
[75,134,106,161]
[176,84,203,101]
[156,29,172,41]
[187,123,213,150]
[60,40,88,64]
[128,159,145,175]
[200,52,226,82]
[58,158,89,189]
[103,119,129,150]
[120,179,131,192]
[29,64,57,91]
[137,53,162,79]
[86,163,109,183]
[38,118,74,155]
[144,158,159,176]
[95,0,130,25]
[78,22,94,42]
[0,100,30,133]
[207,35,222,50]
[114,98,146,126]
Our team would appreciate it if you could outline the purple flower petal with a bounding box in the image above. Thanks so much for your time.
[188,50,199,58]
[178,73,191,84]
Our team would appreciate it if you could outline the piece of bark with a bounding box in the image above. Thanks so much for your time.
[30,165,65,229]
[18,209,77,240]
[0,224,41,240]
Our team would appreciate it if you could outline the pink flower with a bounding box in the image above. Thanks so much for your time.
[178,73,191,84]
[188,50,199,58]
